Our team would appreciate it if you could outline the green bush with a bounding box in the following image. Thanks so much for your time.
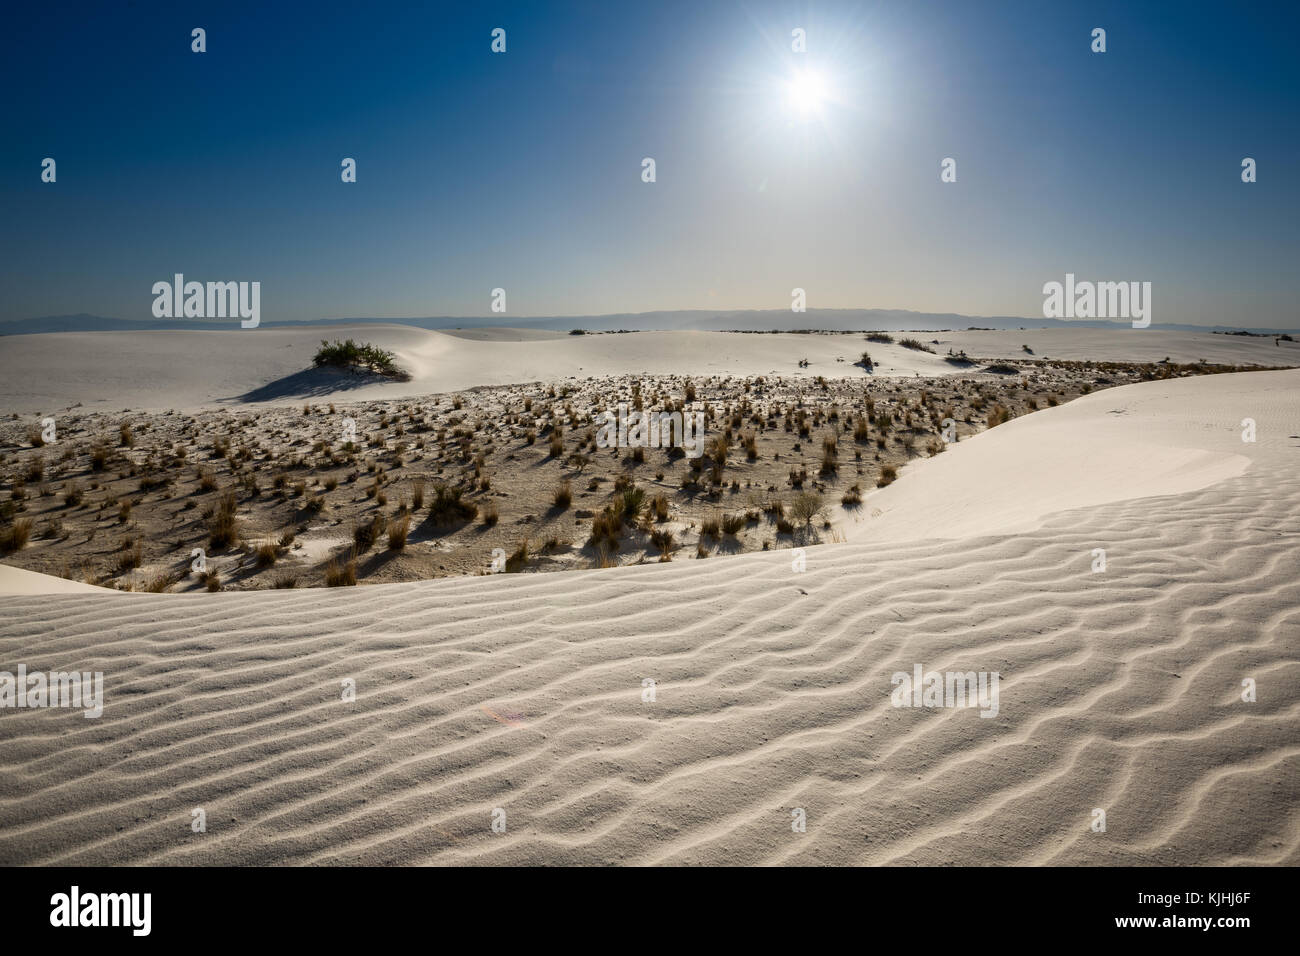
[312,339,410,380]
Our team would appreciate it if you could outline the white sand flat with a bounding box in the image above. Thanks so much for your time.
[0,324,1294,414]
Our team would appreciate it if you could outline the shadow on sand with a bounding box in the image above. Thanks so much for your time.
[225,367,394,404]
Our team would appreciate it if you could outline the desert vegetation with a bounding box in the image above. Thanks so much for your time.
[0,353,1273,591]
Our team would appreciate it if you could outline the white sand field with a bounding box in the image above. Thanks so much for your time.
[0,324,1295,414]
[0,339,1295,865]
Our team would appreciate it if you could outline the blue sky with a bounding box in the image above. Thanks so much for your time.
[2,0,1296,326]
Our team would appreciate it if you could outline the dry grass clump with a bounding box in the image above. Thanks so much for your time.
[987,405,1013,428]
[209,491,238,547]
[553,481,572,509]
[720,513,745,535]
[387,514,411,550]
[353,513,388,552]
[504,539,529,572]
[411,478,425,510]
[116,538,143,572]
[62,481,84,506]
[144,569,182,593]
[480,502,499,527]
[899,337,934,353]
[841,484,863,505]
[325,553,357,586]
[877,464,898,487]
[254,540,279,569]
[0,518,33,555]
[428,484,478,525]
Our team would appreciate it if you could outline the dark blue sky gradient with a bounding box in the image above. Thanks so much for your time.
[2,0,1296,325]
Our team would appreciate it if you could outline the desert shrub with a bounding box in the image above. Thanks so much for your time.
[866,332,894,344]
[899,338,935,353]
[877,464,898,487]
[312,339,410,380]
[791,491,824,527]
[841,484,863,505]
[720,513,745,535]
[480,502,499,527]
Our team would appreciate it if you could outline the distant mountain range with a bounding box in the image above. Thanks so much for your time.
[3,310,1296,336]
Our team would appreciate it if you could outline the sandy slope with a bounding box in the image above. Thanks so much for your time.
[0,370,1295,865]
[0,324,1294,414]
[0,565,111,596]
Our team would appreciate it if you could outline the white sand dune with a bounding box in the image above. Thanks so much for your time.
[0,565,112,596]
[0,324,1293,414]
[1,369,1295,866]
[840,368,1287,543]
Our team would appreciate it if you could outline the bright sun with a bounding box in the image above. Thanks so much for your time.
[785,71,828,114]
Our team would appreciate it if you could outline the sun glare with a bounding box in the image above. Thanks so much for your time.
[785,70,828,115]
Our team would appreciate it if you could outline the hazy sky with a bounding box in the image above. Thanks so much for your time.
[3,0,1296,326]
